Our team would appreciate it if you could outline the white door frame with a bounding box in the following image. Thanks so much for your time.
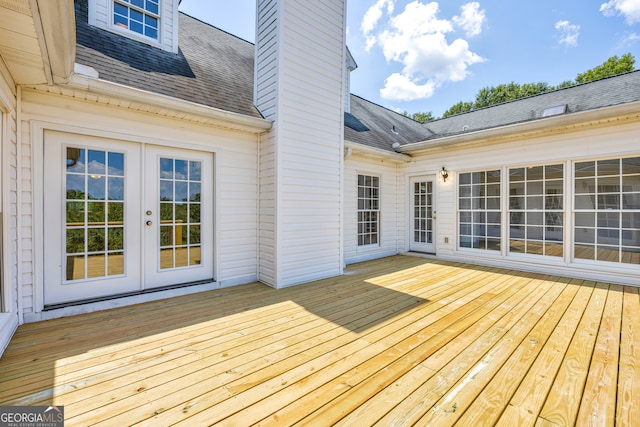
[409,175,436,253]
[143,145,214,288]
[42,131,214,306]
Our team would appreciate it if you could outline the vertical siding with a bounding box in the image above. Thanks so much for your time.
[344,155,403,264]
[255,0,346,287]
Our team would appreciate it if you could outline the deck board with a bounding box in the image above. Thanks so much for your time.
[0,255,637,426]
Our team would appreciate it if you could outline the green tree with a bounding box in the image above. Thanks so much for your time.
[473,81,550,109]
[411,111,435,123]
[401,111,435,123]
[575,53,635,84]
[442,101,473,118]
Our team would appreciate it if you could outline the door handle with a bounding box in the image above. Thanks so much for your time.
[146,221,153,226]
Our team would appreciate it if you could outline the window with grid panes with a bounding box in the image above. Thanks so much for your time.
[574,156,640,264]
[113,0,159,40]
[459,170,501,251]
[357,174,380,246]
[509,164,564,257]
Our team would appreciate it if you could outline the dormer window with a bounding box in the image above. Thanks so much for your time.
[89,0,179,53]
[113,0,160,40]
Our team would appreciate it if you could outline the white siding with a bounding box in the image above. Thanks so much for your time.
[344,155,403,264]
[255,0,346,287]
[0,68,19,355]
[404,120,640,285]
[19,89,260,316]
[258,130,276,286]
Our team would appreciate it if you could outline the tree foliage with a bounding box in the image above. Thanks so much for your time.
[575,53,635,84]
[410,53,636,121]
[442,101,473,118]
[401,111,435,123]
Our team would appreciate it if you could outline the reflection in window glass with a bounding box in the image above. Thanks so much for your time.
[509,164,564,257]
[574,156,640,264]
[413,180,433,245]
[357,174,380,246]
[113,0,160,39]
[158,158,203,269]
[65,147,126,281]
[459,170,501,251]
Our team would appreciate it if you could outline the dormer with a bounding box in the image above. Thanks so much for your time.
[88,0,179,53]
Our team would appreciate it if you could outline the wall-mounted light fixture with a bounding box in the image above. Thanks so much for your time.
[440,167,449,182]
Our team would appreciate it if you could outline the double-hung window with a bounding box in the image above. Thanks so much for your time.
[357,174,380,246]
[114,0,160,40]
[574,156,640,264]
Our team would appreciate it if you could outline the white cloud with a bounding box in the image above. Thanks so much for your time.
[362,1,485,101]
[453,2,486,37]
[362,0,396,51]
[618,31,640,47]
[380,73,436,101]
[555,20,581,47]
[600,0,640,25]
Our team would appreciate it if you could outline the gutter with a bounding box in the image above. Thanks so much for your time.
[344,140,412,162]
[65,69,273,134]
[400,101,640,154]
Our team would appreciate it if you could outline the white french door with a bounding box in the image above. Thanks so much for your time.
[143,145,213,288]
[43,131,213,305]
[410,176,436,253]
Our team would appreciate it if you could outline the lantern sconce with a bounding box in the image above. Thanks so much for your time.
[440,167,449,182]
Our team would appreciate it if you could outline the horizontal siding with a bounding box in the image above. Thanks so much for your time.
[19,121,32,314]
[403,120,640,284]
[344,155,402,264]
[255,0,279,121]
[0,70,19,336]
[89,0,109,27]
[20,90,261,315]
[255,0,346,287]
[258,130,276,286]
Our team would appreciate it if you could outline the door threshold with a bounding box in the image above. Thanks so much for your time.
[43,279,214,311]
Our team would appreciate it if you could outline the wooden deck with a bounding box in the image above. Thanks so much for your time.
[0,256,638,426]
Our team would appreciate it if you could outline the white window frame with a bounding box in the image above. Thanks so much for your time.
[507,163,565,258]
[112,0,161,42]
[88,0,176,51]
[457,169,502,252]
[572,155,640,265]
[357,174,380,247]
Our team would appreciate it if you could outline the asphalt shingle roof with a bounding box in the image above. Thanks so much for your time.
[424,70,640,138]
[345,95,433,151]
[74,0,262,119]
[73,0,639,153]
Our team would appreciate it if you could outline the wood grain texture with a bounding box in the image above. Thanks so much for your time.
[0,255,636,426]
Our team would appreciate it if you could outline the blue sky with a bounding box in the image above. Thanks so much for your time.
[178,0,640,118]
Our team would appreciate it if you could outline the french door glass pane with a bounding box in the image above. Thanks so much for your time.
[414,181,433,244]
[65,147,126,281]
[158,157,203,269]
